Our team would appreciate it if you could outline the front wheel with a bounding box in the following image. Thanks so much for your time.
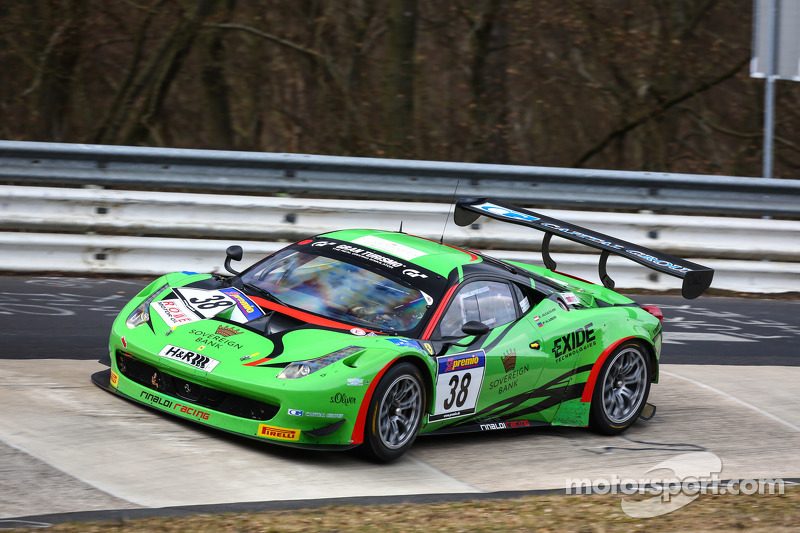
[589,342,652,435]
[360,362,425,463]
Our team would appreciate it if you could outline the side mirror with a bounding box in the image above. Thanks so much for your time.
[436,321,491,356]
[224,245,243,275]
[462,321,490,336]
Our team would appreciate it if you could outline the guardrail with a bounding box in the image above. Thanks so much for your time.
[1,140,799,217]
[3,232,797,293]
[2,185,798,292]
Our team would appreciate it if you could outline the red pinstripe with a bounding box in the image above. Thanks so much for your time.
[580,336,637,402]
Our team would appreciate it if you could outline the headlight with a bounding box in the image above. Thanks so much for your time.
[277,346,362,379]
[125,283,169,329]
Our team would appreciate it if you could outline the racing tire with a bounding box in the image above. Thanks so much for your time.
[360,362,425,463]
[589,341,652,435]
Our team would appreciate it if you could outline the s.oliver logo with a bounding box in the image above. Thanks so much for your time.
[330,392,357,405]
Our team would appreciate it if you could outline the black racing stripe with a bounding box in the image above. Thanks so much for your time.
[253,329,288,363]
[474,364,592,421]
[186,277,225,289]
[439,363,593,429]
[476,363,594,418]
[253,324,359,366]
[481,322,515,353]
[497,382,586,420]
[211,314,273,337]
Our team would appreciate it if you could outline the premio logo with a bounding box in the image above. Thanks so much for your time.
[446,355,481,372]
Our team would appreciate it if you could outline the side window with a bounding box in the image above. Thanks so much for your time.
[437,281,517,338]
[512,283,528,313]
[512,281,544,316]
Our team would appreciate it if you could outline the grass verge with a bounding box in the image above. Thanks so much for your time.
[21,485,799,532]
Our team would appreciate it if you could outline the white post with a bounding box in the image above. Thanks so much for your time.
[762,0,780,178]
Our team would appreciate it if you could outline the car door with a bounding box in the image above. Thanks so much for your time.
[426,278,546,425]
[523,293,604,413]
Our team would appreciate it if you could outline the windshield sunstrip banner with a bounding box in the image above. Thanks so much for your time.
[293,237,445,297]
[454,198,714,299]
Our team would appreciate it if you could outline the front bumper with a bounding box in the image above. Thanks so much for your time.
[99,350,362,450]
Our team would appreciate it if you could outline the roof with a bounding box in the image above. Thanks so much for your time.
[320,229,481,277]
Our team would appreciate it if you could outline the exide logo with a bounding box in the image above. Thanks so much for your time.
[553,322,596,358]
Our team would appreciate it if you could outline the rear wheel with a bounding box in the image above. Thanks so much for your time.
[360,362,425,462]
[589,342,651,435]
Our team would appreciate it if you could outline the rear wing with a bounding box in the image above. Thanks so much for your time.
[454,198,714,299]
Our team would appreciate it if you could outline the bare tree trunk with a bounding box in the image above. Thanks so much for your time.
[342,1,379,154]
[124,0,218,145]
[95,0,217,145]
[91,0,168,144]
[29,0,88,140]
[385,0,418,156]
[467,0,509,162]
[201,0,236,148]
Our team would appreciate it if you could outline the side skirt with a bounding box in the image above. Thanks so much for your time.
[421,417,549,437]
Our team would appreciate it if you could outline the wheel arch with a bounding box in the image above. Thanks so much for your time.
[580,335,657,403]
[350,351,434,446]
[638,338,659,383]
[394,354,435,413]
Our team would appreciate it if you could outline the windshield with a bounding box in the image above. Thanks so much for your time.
[240,248,431,333]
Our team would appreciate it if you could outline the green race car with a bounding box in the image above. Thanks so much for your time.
[96,198,713,462]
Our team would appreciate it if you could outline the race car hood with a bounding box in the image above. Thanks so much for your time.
[115,273,429,385]
[137,309,426,383]
[150,317,406,369]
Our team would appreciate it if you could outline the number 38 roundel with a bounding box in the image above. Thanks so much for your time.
[173,287,236,319]
[429,350,486,422]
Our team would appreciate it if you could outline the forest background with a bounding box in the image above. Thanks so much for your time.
[1,0,798,177]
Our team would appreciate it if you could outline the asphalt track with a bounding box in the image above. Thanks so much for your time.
[1,275,798,365]
[1,275,799,525]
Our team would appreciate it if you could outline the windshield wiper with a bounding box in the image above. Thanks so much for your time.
[241,282,285,306]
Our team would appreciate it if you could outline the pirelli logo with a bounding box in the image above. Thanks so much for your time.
[257,424,301,442]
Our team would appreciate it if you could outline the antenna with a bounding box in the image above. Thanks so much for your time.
[439,179,461,244]
[399,220,404,233]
